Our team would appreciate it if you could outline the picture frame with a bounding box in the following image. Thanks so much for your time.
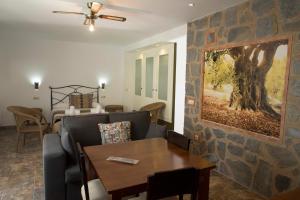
[199,35,292,143]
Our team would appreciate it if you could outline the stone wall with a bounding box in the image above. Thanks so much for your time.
[185,0,300,198]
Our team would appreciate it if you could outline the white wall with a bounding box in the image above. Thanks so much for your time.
[0,30,124,126]
[124,24,187,134]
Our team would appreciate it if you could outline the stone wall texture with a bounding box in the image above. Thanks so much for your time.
[185,0,300,198]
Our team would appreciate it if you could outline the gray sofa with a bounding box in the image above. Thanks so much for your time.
[43,111,166,200]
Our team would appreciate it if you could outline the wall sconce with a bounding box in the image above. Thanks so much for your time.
[101,82,105,89]
[34,82,39,90]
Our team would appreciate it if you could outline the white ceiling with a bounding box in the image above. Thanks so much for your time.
[0,0,246,45]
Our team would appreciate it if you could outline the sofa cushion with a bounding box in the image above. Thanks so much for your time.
[65,164,81,183]
[61,113,109,163]
[98,121,131,144]
[109,111,150,140]
[146,123,167,139]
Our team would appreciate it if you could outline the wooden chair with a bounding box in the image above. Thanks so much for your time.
[76,143,108,200]
[140,102,166,124]
[167,131,190,151]
[130,168,200,200]
[147,168,199,200]
[7,106,48,151]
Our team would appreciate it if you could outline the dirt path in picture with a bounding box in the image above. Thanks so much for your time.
[202,96,281,138]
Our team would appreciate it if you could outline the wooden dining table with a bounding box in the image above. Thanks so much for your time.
[84,138,216,200]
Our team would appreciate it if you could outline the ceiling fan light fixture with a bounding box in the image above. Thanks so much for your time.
[89,19,95,32]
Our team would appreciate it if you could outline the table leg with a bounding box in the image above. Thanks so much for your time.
[198,169,211,200]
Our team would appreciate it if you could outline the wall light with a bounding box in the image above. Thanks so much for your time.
[34,82,39,90]
[101,82,105,89]
[98,79,107,90]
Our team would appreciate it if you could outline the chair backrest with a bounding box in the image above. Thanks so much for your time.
[140,102,166,123]
[76,142,90,200]
[167,131,190,151]
[146,168,199,200]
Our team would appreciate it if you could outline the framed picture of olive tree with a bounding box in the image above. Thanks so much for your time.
[200,36,292,142]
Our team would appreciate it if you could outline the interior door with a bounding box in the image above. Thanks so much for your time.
[134,58,143,109]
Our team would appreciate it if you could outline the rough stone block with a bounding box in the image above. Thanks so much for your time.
[226,159,252,187]
[225,7,237,26]
[245,152,257,165]
[191,63,200,76]
[184,116,194,131]
[219,161,230,176]
[253,160,273,197]
[193,17,209,30]
[228,143,244,157]
[293,59,300,74]
[203,154,218,163]
[213,129,226,138]
[290,80,300,97]
[205,128,212,140]
[239,10,253,24]
[210,12,223,27]
[265,144,298,168]
[284,20,300,32]
[294,143,300,158]
[187,30,195,47]
[195,31,205,46]
[279,0,300,19]
[228,26,252,42]
[194,124,203,131]
[252,0,274,16]
[217,141,226,160]
[245,138,261,153]
[208,140,215,153]
[227,133,245,144]
[187,48,198,63]
[287,105,300,124]
[275,174,291,192]
[256,15,277,37]
[194,78,201,97]
[185,82,195,96]
[287,128,300,139]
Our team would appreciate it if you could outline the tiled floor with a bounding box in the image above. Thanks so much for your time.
[0,128,265,200]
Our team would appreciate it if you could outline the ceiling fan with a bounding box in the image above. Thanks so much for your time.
[53,1,126,32]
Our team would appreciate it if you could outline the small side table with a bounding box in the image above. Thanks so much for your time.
[105,105,124,112]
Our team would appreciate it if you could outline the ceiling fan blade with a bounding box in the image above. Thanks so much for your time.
[99,14,126,22]
[52,11,86,15]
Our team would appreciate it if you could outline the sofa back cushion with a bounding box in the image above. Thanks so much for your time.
[109,111,150,140]
[60,113,109,163]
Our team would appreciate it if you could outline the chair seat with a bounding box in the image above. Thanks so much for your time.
[20,123,48,133]
[81,179,109,200]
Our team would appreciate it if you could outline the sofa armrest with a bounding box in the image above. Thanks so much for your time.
[43,134,66,200]
[145,123,167,139]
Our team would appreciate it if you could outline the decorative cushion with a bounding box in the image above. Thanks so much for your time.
[98,121,131,144]
[69,94,93,109]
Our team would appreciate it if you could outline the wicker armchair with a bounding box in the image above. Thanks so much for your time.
[140,102,166,123]
[7,106,49,151]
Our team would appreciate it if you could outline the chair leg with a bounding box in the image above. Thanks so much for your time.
[16,132,21,152]
[23,133,26,146]
[179,194,183,200]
